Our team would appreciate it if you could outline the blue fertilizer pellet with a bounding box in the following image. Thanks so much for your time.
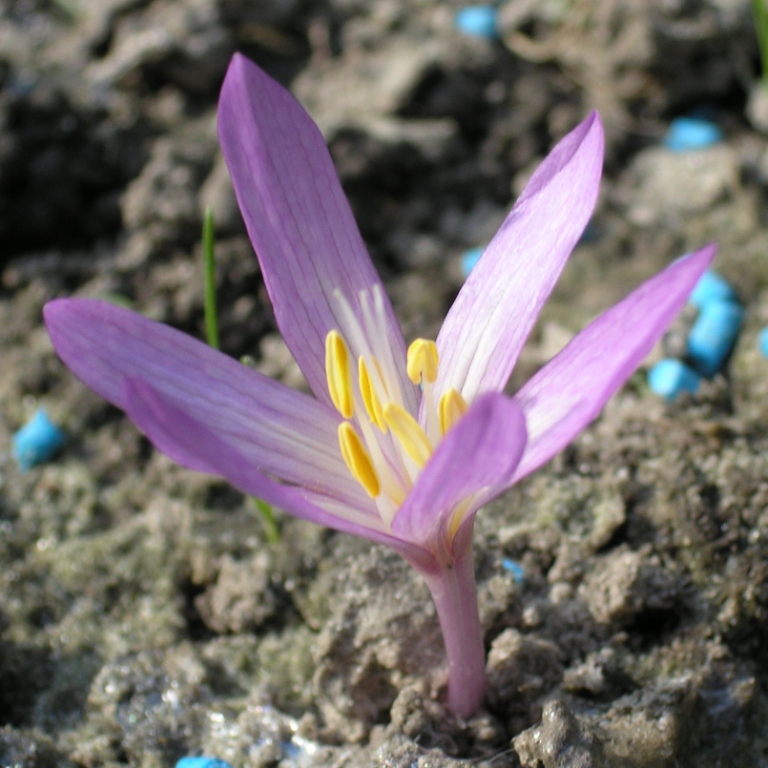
[648,359,701,401]
[454,5,498,39]
[663,117,722,152]
[175,758,232,768]
[688,270,737,309]
[687,300,744,377]
[759,327,768,358]
[12,409,65,471]
[501,558,525,583]
[460,246,485,277]
[281,741,302,759]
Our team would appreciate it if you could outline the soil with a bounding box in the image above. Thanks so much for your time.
[2,0,768,766]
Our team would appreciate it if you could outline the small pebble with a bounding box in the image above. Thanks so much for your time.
[12,409,66,471]
[460,246,485,277]
[501,557,525,583]
[688,269,737,309]
[648,359,701,401]
[454,5,498,39]
[175,759,233,768]
[687,300,743,377]
[663,117,722,152]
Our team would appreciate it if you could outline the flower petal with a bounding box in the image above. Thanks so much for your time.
[121,377,430,562]
[435,112,604,403]
[218,54,414,410]
[44,298,368,508]
[511,244,717,483]
[391,393,527,546]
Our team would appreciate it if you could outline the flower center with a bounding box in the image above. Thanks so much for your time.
[324,287,468,525]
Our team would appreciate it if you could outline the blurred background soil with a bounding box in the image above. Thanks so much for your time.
[3,0,768,765]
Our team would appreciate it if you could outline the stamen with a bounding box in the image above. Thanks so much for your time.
[338,422,380,498]
[383,403,433,468]
[407,339,439,385]
[439,388,468,436]
[325,330,354,419]
[359,357,387,431]
[353,405,408,506]
[361,286,402,406]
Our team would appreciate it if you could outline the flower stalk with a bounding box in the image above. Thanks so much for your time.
[413,524,485,718]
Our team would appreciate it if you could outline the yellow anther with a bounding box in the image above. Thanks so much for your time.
[338,422,380,498]
[359,357,387,431]
[325,331,354,419]
[406,339,439,385]
[383,403,433,468]
[439,388,468,436]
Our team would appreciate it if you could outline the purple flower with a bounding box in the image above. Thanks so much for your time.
[44,54,715,719]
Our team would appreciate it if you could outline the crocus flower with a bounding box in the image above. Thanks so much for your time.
[44,54,715,719]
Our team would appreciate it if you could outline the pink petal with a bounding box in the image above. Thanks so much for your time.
[218,54,415,410]
[391,393,527,547]
[435,112,604,404]
[511,244,717,483]
[44,298,367,508]
[122,377,430,562]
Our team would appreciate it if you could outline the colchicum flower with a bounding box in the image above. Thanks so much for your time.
[44,54,715,719]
